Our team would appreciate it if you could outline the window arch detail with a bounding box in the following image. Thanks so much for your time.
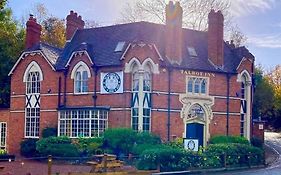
[23,61,43,82]
[24,61,43,138]
[129,58,155,132]
[71,61,91,93]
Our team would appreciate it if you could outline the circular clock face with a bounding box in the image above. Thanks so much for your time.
[187,140,196,150]
[102,72,121,93]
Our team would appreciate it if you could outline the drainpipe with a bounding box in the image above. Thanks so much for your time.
[93,66,99,107]
[226,73,231,136]
[58,77,62,108]
[251,60,255,138]
[167,67,172,141]
[63,69,68,106]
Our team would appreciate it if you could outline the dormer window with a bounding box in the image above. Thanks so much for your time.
[71,61,91,94]
[115,41,126,52]
[187,47,197,57]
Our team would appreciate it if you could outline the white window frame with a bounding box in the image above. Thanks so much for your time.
[58,110,108,138]
[186,76,209,95]
[71,61,91,94]
[0,122,7,150]
[24,62,42,138]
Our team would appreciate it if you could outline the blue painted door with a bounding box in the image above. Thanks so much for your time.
[186,123,204,147]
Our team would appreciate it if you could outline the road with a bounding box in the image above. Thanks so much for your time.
[211,132,281,175]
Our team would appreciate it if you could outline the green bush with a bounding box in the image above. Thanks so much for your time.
[36,136,79,157]
[132,143,164,155]
[42,127,57,138]
[137,143,264,171]
[0,149,7,155]
[251,137,263,148]
[209,135,249,145]
[103,128,137,155]
[205,143,264,166]
[137,146,189,171]
[136,132,161,145]
[20,139,38,157]
[166,138,184,149]
[73,137,103,156]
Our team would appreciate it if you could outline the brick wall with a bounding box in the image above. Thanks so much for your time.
[5,43,254,153]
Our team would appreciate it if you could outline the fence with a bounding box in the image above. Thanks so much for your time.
[0,153,265,175]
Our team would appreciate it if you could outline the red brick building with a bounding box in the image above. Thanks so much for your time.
[1,1,255,154]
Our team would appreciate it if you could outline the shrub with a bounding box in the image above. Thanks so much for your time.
[0,149,7,155]
[132,143,164,155]
[205,143,264,166]
[20,139,38,157]
[73,137,103,156]
[137,146,188,171]
[209,135,249,145]
[166,138,184,149]
[103,128,137,155]
[136,132,161,145]
[42,127,57,138]
[251,137,263,148]
[36,136,79,157]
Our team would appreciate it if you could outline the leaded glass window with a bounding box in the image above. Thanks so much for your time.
[59,109,108,138]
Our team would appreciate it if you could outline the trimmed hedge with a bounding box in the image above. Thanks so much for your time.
[209,135,249,145]
[20,139,38,157]
[103,128,161,156]
[137,143,264,172]
[251,137,263,148]
[36,136,79,157]
[42,127,57,138]
[205,143,264,166]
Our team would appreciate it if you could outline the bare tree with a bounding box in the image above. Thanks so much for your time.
[121,0,230,31]
[228,25,247,47]
[120,0,247,46]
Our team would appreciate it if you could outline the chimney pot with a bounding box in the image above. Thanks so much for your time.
[165,1,183,65]
[66,11,85,41]
[208,9,224,67]
[25,15,42,49]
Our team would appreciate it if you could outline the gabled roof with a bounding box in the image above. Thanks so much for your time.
[26,42,62,66]
[55,21,254,73]
[12,21,254,74]
[9,42,62,75]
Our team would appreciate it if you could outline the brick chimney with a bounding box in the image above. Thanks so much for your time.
[208,10,224,67]
[165,1,183,65]
[25,15,42,49]
[66,11,85,41]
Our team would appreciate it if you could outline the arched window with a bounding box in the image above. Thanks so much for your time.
[130,58,154,132]
[23,61,43,138]
[188,104,205,120]
[187,78,194,93]
[239,70,252,140]
[71,61,91,94]
[132,72,139,91]
[26,72,40,94]
[194,79,200,93]
[201,79,206,94]
[143,71,151,92]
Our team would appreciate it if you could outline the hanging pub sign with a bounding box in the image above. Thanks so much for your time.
[184,139,199,152]
[101,71,123,94]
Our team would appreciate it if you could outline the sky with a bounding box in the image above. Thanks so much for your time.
[7,0,281,70]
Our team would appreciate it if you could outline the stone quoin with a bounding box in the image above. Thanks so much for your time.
[0,1,256,154]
